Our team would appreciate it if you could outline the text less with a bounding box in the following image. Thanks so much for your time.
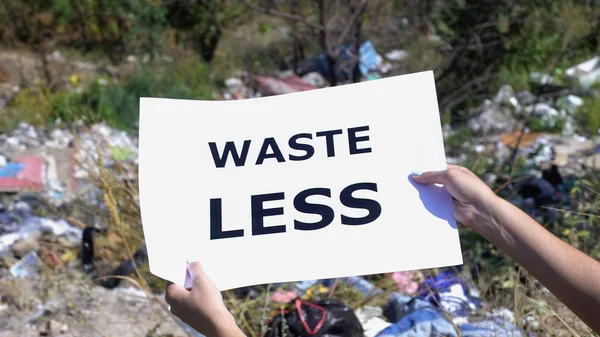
[210,182,382,240]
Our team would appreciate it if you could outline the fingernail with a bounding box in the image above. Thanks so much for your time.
[184,261,194,289]
[411,171,422,176]
[186,258,197,265]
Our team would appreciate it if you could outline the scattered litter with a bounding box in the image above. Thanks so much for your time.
[302,72,326,88]
[491,307,515,322]
[362,317,391,337]
[224,77,243,89]
[390,270,424,295]
[80,225,148,288]
[0,45,597,337]
[293,40,391,83]
[9,251,42,277]
[529,72,553,85]
[468,99,518,135]
[565,56,600,87]
[10,236,40,257]
[500,131,546,148]
[254,75,317,96]
[415,270,481,324]
[494,85,519,110]
[39,319,69,336]
[376,306,458,337]
[0,163,23,177]
[265,299,363,337]
[520,316,540,330]
[516,90,536,106]
[269,290,298,304]
[0,157,44,192]
[460,318,525,337]
[532,103,559,118]
[354,306,383,325]
[111,146,135,161]
[48,50,66,63]
[337,40,381,79]
[117,286,148,298]
[385,50,409,61]
[585,153,600,170]
[0,201,82,254]
[516,165,567,210]
[561,94,584,110]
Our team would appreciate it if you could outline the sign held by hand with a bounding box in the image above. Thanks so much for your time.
[138,70,463,291]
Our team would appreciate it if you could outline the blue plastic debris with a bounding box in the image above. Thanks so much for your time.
[9,251,42,278]
[337,40,380,80]
[296,40,381,82]
[358,40,379,75]
[460,317,525,337]
[376,306,458,337]
[0,163,24,177]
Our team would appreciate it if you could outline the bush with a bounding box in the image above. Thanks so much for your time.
[2,58,217,131]
[575,97,600,136]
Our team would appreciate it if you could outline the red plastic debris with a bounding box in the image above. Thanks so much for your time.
[281,75,318,92]
[0,156,45,192]
[256,75,317,96]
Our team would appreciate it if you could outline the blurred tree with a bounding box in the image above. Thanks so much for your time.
[164,0,251,63]
[241,0,369,85]
[429,0,530,116]
[432,0,600,122]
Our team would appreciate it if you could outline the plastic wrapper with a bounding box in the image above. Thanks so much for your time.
[264,298,363,337]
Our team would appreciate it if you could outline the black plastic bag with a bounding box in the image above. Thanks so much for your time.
[264,298,363,337]
[80,226,148,289]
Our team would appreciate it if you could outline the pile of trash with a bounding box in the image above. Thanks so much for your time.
[0,121,140,279]
[0,115,551,337]
[241,268,536,337]
[0,121,138,205]
[219,40,408,100]
[450,68,600,223]
[466,82,590,138]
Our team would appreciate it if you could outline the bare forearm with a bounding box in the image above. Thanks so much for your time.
[477,195,600,333]
[207,313,247,337]
[212,325,246,337]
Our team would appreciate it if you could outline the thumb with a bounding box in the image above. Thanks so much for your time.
[412,170,449,185]
[187,261,214,289]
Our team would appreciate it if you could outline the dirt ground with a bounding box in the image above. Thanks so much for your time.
[0,271,196,337]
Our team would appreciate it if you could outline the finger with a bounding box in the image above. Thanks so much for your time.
[452,198,464,225]
[165,281,189,306]
[188,261,220,292]
[447,164,474,176]
[188,261,208,288]
[446,164,463,171]
[412,170,448,185]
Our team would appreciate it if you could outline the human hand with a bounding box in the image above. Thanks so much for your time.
[412,164,498,233]
[165,262,244,337]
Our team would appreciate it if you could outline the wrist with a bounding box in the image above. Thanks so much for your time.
[208,309,243,337]
[471,192,502,238]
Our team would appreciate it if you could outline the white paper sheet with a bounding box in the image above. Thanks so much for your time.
[138,70,463,291]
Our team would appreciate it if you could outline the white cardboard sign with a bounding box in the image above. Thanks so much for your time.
[138,70,463,291]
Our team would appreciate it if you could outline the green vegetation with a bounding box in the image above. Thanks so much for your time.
[1,58,217,131]
[576,96,600,135]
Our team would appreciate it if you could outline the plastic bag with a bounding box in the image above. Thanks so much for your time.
[80,226,148,289]
[264,298,363,337]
